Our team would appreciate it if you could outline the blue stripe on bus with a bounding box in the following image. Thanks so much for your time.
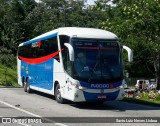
[21,58,54,90]
[79,81,122,89]
[83,90,120,101]
[22,33,58,46]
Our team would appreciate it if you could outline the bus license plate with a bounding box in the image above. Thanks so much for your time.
[98,95,106,99]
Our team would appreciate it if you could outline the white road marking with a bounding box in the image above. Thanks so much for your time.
[0,100,41,117]
[0,100,68,126]
[55,123,68,126]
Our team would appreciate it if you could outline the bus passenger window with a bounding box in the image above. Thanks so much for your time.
[62,47,71,75]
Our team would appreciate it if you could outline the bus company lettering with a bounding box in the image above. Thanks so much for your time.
[91,84,109,88]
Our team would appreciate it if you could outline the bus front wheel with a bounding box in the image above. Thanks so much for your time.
[55,84,65,104]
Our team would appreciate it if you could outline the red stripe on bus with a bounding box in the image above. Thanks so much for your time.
[18,49,63,64]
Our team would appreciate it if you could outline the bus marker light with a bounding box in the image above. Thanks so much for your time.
[109,84,113,89]
[38,40,41,48]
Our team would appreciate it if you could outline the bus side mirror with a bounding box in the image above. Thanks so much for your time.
[123,45,133,62]
[64,43,74,61]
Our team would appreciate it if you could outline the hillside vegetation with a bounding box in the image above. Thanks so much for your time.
[0,64,19,87]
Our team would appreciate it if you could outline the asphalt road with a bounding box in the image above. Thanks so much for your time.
[0,88,160,126]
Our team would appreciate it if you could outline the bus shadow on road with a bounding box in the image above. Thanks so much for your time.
[68,101,160,111]
[30,90,56,100]
[31,90,160,111]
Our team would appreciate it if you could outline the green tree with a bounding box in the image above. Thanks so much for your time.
[95,0,160,89]
[0,0,37,54]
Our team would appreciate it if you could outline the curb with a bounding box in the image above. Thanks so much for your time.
[122,98,160,107]
[0,86,23,88]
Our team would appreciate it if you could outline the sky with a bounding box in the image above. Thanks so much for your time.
[86,0,96,5]
[35,0,97,5]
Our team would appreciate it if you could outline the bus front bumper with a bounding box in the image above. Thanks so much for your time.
[71,88,124,102]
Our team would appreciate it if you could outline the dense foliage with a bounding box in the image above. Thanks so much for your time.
[0,0,160,88]
[94,0,160,88]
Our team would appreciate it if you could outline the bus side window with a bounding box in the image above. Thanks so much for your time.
[63,47,71,75]
[59,35,69,49]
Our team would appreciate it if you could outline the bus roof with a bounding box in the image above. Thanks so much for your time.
[19,27,118,46]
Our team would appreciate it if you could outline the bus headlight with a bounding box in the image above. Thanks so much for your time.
[116,85,124,89]
[119,85,124,89]
[78,86,87,90]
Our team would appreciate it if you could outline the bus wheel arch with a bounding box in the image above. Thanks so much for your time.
[54,81,65,104]
[54,81,59,94]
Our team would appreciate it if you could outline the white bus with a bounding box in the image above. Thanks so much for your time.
[17,27,133,103]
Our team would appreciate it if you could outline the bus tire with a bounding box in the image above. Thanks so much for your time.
[22,77,25,87]
[24,78,31,93]
[55,84,65,104]
[24,81,27,92]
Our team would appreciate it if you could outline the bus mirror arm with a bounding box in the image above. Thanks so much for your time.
[64,43,74,61]
[123,45,133,62]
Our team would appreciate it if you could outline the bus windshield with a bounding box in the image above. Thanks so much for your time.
[72,38,123,83]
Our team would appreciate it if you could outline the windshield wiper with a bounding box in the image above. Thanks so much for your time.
[88,55,114,83]
[88,47,101,83]
[88,59,99,82]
